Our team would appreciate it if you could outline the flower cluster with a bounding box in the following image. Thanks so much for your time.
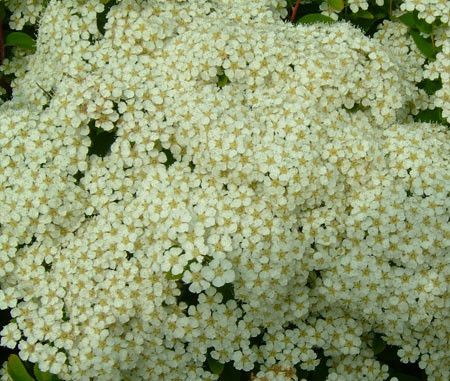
[319,0,385,20]
[0,1,449,381]
[400,0,450,24]
[424,29,450,123]
[2,0,48,30]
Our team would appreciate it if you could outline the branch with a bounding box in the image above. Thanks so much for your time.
[290,0,301,23]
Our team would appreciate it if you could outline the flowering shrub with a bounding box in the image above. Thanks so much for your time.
[0,0,449,380]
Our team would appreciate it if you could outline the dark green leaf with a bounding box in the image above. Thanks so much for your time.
[7,355,35,381]
[96,9,108,35]
[296,368,311,379]
[415,108,444,124]
[207,356,224,375]
[327,0,344,12]
[398,12,416,28]
[96,0,118,35]
[217,362,241,381]
[216,283,234,302]
[87,122,117,157]
[389,370,423,381]
[410,29,436,59]
[373,12,387,20]
[311,353,329,381]
[0,3,6,23]
[298,14,335,24]
[5,32,36,52]
[350,18,378,34]
[372,336,386,355]
[376,345,399,362]
[417,78,442,95]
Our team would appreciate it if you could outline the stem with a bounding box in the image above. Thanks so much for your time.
[0,8,4,64]
[431,24,435,49]
[290,0,301,23]
[389,0,392,18]
[0,8,11,98]
[36,82,52,98]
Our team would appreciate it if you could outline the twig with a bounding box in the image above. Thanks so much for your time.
[0,8,4,64]
[36,82,53,98]
[431,24,435,49]
[290,0,301,23]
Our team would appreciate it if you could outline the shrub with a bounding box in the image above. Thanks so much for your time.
[0,0,448,380]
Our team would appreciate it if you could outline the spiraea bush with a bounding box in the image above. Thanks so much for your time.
[0,0,448,380]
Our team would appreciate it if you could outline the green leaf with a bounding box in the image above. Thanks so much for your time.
[207,356,224,375]
[345,103,367,113]
[372,336,386,355]
[348,10,374,19]
[33,363,60,381]
[373,12,387,20]
[166,259,196,280]
[7,355,36,381]
[413,11,432,35]
[398,12,416,28]
[357,10,374,19]
[410,29,436,59]
[5,32,36,52]
[297,14,335,24]
[217,73,228,87]
[166,269,183,280]
[33,365,44,381]
[327,0,344,12]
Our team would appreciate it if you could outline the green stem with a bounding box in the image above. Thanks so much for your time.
[431,24,435,49]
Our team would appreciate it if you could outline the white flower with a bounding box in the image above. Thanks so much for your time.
[0,322,21,349]
[0,287,19,310]
[182,262,210,293]
[201,258,235,288]
[160,246,189,276]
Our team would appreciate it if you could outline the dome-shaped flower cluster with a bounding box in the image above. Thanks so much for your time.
[0,1,448,381]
